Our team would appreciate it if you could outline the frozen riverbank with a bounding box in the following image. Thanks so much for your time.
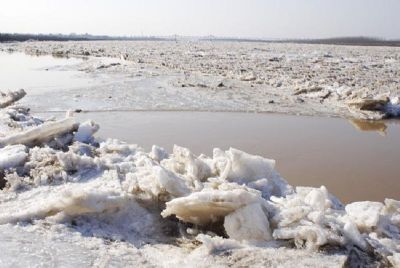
[0,92,399,267]
[1,41,400,119]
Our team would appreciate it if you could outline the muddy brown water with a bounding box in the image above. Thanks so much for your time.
[75,111,400,204]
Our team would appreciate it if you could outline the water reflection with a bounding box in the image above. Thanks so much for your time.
[349,119,387,136]
[0,51,93,94]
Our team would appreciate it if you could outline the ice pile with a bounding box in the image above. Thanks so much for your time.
[0,92,399,266]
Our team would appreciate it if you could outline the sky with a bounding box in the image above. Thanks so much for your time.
[0,0,399,39]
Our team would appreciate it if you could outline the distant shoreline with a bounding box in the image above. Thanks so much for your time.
[1,33,400,47]
[0,33,172,43]
[204,37,400,47]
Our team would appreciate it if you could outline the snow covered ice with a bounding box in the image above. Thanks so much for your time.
[2,42,400,120]
[0,91,399,267]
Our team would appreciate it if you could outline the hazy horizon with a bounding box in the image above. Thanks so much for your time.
[1,0,400,40]
[2,32,400,41]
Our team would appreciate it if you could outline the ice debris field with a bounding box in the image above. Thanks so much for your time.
[2,41,400,120]
[0,90,399,267]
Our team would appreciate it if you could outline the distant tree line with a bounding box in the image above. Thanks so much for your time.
[201,36,400,47]
[0,33,172,42]
[280,36,400,47]
[1,33,400,47]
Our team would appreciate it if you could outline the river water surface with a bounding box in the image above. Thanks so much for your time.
[76,111,400,203]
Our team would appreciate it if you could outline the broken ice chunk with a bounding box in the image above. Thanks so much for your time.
[224,203,272,241]
[0,117,77,146]
[57,151,98,172]
[149,145,168,162]
[383,199,400,219]
[342,220,367,249]
[213,148,275,183]
[74,120,99,143]
[246,175,293,199]
[273,225,329,250]
[195,234,243,253]
[345,201,384,231]
[388,253,400,267]
[0,89,26,108]
[0,170,125,223]
[161,188,262,225]
[161,145,213,183]
[125,165,190,199]
[0,144,28,169]
[304,186,331,211]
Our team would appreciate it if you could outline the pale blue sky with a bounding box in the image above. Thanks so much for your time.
[1,0,399,39]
